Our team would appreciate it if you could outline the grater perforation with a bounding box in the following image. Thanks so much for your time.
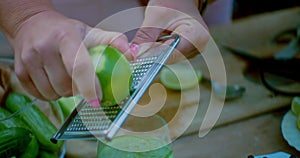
[51,34,180,143]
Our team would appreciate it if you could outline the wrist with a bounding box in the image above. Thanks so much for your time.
[0,0,55,38]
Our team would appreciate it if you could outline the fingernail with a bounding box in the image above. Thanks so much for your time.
[130,43,139,57]
[89,99,100,108]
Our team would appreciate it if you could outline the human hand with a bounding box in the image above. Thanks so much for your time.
[7,10,132,103]
[131,0,209,63]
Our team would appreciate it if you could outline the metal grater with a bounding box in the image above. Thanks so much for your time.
[51,34,180,143]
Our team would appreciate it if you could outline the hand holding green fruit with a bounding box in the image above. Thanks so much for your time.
[58,45,133,110]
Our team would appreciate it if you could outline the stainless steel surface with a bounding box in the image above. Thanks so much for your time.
[51,34,180,142]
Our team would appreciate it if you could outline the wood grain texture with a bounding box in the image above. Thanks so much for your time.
[172,109,300,158]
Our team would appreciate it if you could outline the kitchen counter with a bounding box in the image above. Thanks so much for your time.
[172,107,299,157]
[61,7,300,158]
[1,7,299,158]
[170,7,300,157]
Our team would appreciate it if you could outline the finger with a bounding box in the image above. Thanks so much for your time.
[166,23,210,63]
[14,58,46,100]
[84,28,133,60]
[110,34,134,61]
[130,27,163,57]
[40,47,73,97]
[131,27,163,45]
[19,50,60,100]
[59,33,102,107]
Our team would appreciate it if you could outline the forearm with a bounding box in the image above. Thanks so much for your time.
[0,0,54,38]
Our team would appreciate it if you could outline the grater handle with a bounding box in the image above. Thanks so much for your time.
[105,34,180,140]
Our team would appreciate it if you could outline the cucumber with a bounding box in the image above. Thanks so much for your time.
[0,127,33,158]
[19,135,39,158]
[0,106,28,130]
[38,150,58,158]
[5,92,63,152]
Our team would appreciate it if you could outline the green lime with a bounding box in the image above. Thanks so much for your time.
[160,63,202,90]
[89,46,132,106]
[57,95,82,117]
[291,96,300,116]
[98,135,174,158]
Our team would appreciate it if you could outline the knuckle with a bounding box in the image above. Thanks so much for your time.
[33,42,48,55]
[20,50,35,64]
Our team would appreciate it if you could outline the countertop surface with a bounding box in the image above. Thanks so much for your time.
[171,7,300,158]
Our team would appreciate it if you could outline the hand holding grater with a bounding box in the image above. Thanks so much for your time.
[51,34,180,143]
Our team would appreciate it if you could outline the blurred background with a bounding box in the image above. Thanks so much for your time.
[232,0,300,19]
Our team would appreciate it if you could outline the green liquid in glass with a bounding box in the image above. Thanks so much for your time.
[97,135,174,158]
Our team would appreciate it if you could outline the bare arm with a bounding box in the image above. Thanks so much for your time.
[0,1,132,105]
[0,0,54,38]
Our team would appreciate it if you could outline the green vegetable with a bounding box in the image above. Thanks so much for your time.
[0,127,33,158]
[57,95,82,118]
[5,92,63,152]
[37,150,58,158]
[19,135,39,158]
[160,63,202,91]
[89,45,132,106]
[0,106,28,130]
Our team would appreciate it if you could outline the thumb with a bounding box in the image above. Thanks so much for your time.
[130,27,163,57]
